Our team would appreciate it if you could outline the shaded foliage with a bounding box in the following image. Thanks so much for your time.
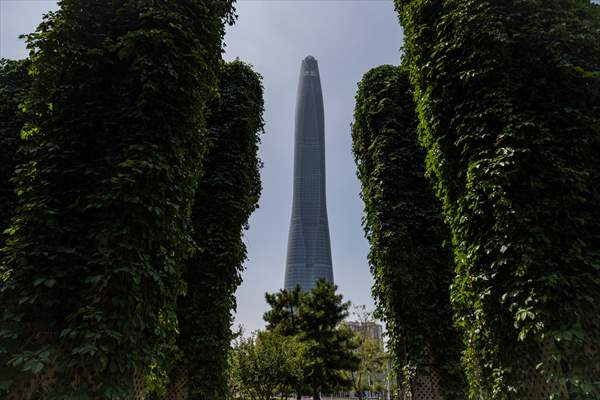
[0,59,30,249]
[352,65,465,399]
[0,0,234,397]
[264,285,303,336]
[173,60,264,399]
[264,280,360,400]
[396,0,600,398]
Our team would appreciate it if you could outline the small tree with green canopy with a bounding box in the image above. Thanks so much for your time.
[167,60,265,399]
[345,306,388,399]
[395,0,600,398]
[352,65,465,399]
[348,335,386,399]
[0,0,234,398]
[0,59,30,249]
[230,330,306,400]
[264,280,360,400]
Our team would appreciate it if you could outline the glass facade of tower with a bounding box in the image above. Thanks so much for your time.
[284,56,333,291]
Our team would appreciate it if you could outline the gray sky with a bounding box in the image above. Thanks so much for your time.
[0,0,404,333]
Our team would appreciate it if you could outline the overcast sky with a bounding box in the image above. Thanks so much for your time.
[223,1,403,332]
[0,0,403,332]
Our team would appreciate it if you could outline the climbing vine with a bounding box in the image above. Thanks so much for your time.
[170,60,264,399]
[0,0,234,398]
[352,65,465,399]
[395,0,600,398]
[0,59,30,249]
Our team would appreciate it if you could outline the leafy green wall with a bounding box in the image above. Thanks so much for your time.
[0,59,30,249]
[395,0,600,398]
[0,1,234,397]
[172,60,264,400]
[352,65,464,399]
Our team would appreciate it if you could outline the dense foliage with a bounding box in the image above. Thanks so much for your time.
[264,285,303,336]
[352,65,465,399]
[0,0,234,397]
[229,330,306,400]
[395,0,600,398]
[171,60,264,399]
[264,280,360,400]
[0,59,30,249]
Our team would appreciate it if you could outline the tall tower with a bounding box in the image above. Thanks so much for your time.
[284,55,333,291]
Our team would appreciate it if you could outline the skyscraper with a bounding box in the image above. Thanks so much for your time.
[284,55,333,291]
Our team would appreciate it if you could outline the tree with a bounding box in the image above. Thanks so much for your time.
[396,0,600,398]
[167,60,265,399]
[352,65,465,398]
[0,1,234,398]
[0,59,30,251]
[264,280,360,400]
[300,281,359,400]
[230,330,306,400]
[264,285,303,336]
[344,306,387,400]
[348,335,386,399]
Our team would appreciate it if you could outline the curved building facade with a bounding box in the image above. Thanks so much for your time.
[284,56,333,291]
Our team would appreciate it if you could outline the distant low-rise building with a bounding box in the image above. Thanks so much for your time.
[344,320,383,344]
[341,320,388,399]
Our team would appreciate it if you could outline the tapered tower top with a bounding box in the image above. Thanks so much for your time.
[302,55,319,76]
[284,55,333,291]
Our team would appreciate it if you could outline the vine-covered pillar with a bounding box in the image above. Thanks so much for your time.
[0,1,234,398]
[0,59,30,248]
[352,65,465,399]
[395,0,600,398]
[166,60,264,400]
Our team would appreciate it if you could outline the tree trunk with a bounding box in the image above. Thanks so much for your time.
[312,387,320,400]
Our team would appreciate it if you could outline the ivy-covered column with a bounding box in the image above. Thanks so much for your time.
[0,59,30,248]
[395,0,600,398]
[352,65,465,399]
[168,60,264,400]
[0,1,234,398]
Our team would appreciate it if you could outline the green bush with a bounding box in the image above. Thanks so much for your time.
[396,0,600,398]
[0,1,234,397]
[352,65,465,399]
